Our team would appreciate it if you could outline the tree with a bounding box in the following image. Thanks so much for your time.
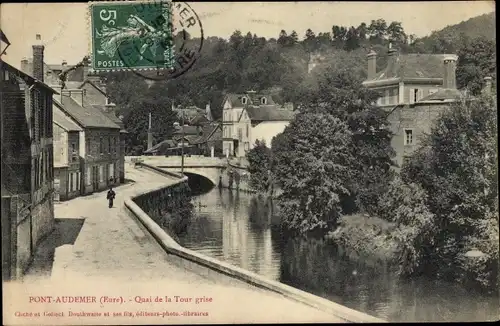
[297,68,396,214]
[377,178,437,277]
[456,37,496,95]
[271,113,355,234]
[401,95,498,289]
[246,140,272,193]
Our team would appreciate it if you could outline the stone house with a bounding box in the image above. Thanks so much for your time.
[52,92,122,197]
[222,91,295,158]
[1,34,57,280]
[362,46,467,167]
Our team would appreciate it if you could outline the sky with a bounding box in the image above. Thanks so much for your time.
[1,1,495,67]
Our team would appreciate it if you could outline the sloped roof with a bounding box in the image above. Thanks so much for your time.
[55,95,120,129]
[190,114,210,126]
[192,124,222,144]
[225,93,276,108]
[371,53,457,81]
[245,106,295,122]
[2,60,58,94]
[53,105,83,131]
[143,139,176,154]
[173,125,200,135]
[417,88,463,102]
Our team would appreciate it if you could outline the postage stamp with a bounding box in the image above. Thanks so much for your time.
[89,0,174,72]
[88,0,203,80]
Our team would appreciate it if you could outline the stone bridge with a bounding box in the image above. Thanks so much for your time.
[127,156,229,187]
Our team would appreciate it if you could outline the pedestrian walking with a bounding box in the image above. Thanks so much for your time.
[107,187,116,208]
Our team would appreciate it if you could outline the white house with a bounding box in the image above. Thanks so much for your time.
[222,91,295,158]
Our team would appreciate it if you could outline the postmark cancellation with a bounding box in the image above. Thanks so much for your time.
[88,0,203,79]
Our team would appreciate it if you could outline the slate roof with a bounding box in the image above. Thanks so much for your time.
[53,105,83,131]
[225,93,276,108]
[371,53,457,81]
[55,95,120,129]
[245,106,295,122]
[417,88,463,102]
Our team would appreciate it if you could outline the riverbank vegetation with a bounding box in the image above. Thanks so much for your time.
[248,92,498,293]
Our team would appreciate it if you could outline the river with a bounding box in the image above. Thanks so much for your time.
[174,188,499,322]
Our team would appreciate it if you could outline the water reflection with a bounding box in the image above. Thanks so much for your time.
[176,189,500,322]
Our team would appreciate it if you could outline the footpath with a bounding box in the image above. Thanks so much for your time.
[11,163,346,324]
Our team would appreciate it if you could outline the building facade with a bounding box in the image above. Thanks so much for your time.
[22,59,127,184]
[52,104,83,201]
[362,46,464,167]
[222,91,294,158]
[1,34,56,280]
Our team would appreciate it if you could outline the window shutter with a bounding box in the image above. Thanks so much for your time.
[417,89,423,101]
[409,88,415,104]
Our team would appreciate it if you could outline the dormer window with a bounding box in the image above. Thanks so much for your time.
[241,97,248,105]
[261,97,267,105]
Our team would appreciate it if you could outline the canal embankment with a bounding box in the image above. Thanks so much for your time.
[126,162,386,323]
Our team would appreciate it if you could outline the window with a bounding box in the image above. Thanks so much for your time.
[238,128,243,141]
[404,129,414,145]
[241,97,247,105]
[106,97,111,105]
[261,97,267,105]
[99,137,103,154]
[76,172,80,191]
[71,143,77,162]
[402,156,411,167]
[108,137,112,153]
[86,139,90,156]
[86,167,91,185]
[244,142,249,151]
[109,163,114,180]
[99,165,104,182]
[246,124,249,138]
[69,172,74,192]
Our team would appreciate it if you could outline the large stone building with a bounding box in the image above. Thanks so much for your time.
[21,58,127,184]
[1,33,57,279]
[222,91,295,158]
[362,46,466,167]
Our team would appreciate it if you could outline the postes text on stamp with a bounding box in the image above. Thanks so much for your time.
[89,0,174,72]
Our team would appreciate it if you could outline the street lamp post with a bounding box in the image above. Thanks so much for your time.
[181,104,185,174]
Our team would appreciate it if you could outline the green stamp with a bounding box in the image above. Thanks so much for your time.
[89,1,174,72]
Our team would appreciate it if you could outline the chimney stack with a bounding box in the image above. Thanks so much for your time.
[386,43,398,77]
[62,59,67,66]
[483,76,492,95]
[367,49,377,80]
[32,34,44,82]
[443,55,457,89]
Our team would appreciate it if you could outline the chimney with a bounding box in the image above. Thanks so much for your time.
[32,34,44,81]
[62,59,67,66]
[386,43,398,77]
[20,57,30,74]
[443,55,457,89]
[367,49,377,80]
[483,76,492,95]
